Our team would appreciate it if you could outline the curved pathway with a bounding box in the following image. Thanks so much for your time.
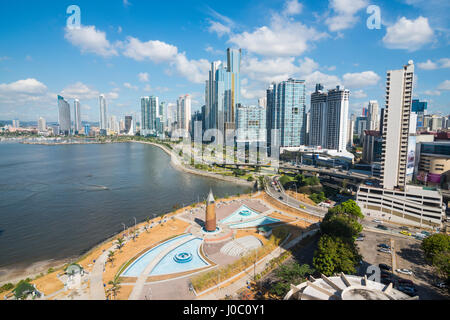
[128,235,196,300]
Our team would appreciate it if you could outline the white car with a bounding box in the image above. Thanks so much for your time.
[378,248,391,254]
[396,268,413,275]
[356,237,364,241]
[373,219,383,224]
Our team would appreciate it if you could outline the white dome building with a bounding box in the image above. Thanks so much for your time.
[284,273,418,300]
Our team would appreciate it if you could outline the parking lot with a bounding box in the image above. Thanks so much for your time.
[357,230,449,300]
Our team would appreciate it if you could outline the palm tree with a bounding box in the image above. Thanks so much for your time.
[107,250,115,267]
[108,278,121,300]
[116,237,124,252]
[144,216,151,232]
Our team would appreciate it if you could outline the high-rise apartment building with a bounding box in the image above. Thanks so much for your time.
[177,94,191,135]
[267,78,307,148]
[73,99,81,134]
[58,95,71,135]
[99,94,107,131]
[367,100,379,131]
[309,83,328,147]
[381,60,414,190]
[125,116,132,133]
[325,86,349,152]
[38,117,46,132]
[236,104,266,143]
[141,96,159,136]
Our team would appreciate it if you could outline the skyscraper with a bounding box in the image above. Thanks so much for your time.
[141,96,159,136]
[325,86,349,152]
[177,94,191,135]
[267,78,307,147]
[367,100,379,131]
[236,104,266,143]
[38,117,46,132]
[309,83,328,147]
[73,99,81,134]
[381,60,414,190]
[58,95,71,135]
[125,116,132,133]
[204,48,241,141]
[99,94,107,131]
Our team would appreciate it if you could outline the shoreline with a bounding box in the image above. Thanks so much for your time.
[131,140,254,187]
[0,140,253,285]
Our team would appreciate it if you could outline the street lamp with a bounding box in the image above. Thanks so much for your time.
[121,223,126,236]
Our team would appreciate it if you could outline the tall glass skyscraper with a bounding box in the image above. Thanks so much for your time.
[141,96,159,136]
[204,48,241,141]
[73,99,81,134]
[267,79,307,147]
[236,104,266,143]
[58,95,71,135]
[99,94,107,131]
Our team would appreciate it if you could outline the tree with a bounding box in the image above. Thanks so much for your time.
[422,233,450,281]
[107,250,115,266]
[108,278,121,300]
[144,216,151,232]
[313,235,361,276]
[321,213,363,241]
[115,237,125,251]
[422,233,450,263]
[329,200,364,220]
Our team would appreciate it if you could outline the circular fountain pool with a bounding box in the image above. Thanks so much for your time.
[173,252,193,263]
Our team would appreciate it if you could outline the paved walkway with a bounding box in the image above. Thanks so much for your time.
[128,235,196,300]
[198,229,319,300]
[89,244,117,300]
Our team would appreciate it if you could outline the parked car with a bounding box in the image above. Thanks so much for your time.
[400,230,412,236]
[397,286,417,296]
[379,263,391,271]
[434,281,447,289]
[378,248,391,254]
[376,225,388,230]
[381,278,392,285]
[399,226,410,231]
[356,237,364,241]
[378,243,391,249]
[373,219,383,223]
[358,233,365,238]
[398,279,414,285]
[396,268,413,275]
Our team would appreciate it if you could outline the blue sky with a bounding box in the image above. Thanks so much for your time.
[0,0,449,122]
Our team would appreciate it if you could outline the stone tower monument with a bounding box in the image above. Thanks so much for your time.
[205,189,216,232]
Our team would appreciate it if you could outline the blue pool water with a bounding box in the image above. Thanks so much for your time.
[220,205,261,224]
[121,233,191,277]
[150,238,209,276]
[229,216,281,229]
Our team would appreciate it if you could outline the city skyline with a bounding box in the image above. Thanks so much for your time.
[0,0,449,123]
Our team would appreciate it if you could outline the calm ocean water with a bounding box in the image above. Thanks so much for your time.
[0,142,248,271]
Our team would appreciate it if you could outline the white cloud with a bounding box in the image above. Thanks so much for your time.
[423,90,441,96]
[60,82,100,100]
[64,25,118,57]
[298,57,319,75]
[123,0,131,7]
[283,0,303,16]
[241,56,300,84]
[205,46,222,55]
[122,37,178,62]
[123,82,138,90]
[105,91,119,100]
[437,80,450,91]
[417,59,438,70]
[352,89,367,98]
[118,26,122,34]
[342,71,380,88]
[325,0,368,32]
[208,20,231,37]
[143,84,152,92]
[138,72,149,82]
[0,78,47,94]
[229,14,327,57]
[382,16,434,51]
[0,56,10,61]
[169,53,210,84]
[418,58,450,70]
[302,71,341,91]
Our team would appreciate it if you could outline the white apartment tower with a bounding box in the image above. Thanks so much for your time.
[38,117,46,132]
[177,94,191,134]
[99,94,107,131]
[381,60,414,190]
[367,100,379,131]
[73,99,81,134]
[326,86,349,152]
